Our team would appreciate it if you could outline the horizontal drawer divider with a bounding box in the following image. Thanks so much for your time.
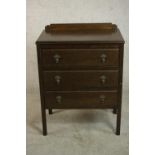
[42,48,120,51]
[44,90,118,93]
[41,67,120,70]
[43,70,119,72]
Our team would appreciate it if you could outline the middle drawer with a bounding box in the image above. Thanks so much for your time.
[43,70,119,91]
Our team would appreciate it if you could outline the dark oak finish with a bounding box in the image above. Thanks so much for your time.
[41,48,119,68]
[36,23,124,136]
[44,91,118,109]
[48,109,52,114]
[113,108,117,114]
[43,70,119,91]
[45,23,117,33]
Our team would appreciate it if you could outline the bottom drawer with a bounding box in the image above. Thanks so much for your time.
[44,91,118,109]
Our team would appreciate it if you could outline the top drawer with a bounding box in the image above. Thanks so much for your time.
[40,48,119,69]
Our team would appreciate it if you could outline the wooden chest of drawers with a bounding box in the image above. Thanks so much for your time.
[36,23,125,136]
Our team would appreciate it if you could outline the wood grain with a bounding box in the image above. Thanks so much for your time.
[43,70,119,91]
[45,23,117,33]
[36,23,125,135]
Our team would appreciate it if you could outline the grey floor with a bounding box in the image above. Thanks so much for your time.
[26,90,128,155]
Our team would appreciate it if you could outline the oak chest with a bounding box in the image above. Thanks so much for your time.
[36,23,125,135]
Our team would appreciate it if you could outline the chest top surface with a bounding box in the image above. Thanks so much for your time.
[36,23,124,44]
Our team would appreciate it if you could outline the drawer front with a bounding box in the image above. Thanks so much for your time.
[41,48,119,68]
[44,91,118,109]
[43,70,119,91]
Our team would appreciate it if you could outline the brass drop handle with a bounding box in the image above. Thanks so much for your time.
[56,96,62,104]
[100,95,105,103]
[100,75,106,84]
[55,75,61,85]
[100,54,107,63]
[53,54,61,63]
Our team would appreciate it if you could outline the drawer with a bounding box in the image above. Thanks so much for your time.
[43,70,119,91]
[41,48,119,69]
[44,91,118,109]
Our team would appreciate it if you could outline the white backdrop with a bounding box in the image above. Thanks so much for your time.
[26,0,129,94]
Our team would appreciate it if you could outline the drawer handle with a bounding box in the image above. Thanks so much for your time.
[53,54,61,63]
[100,54,107,63]
[100,95,105,103]
[56,96,62,104]
[55,75,61,85]
[100,75,106,84]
